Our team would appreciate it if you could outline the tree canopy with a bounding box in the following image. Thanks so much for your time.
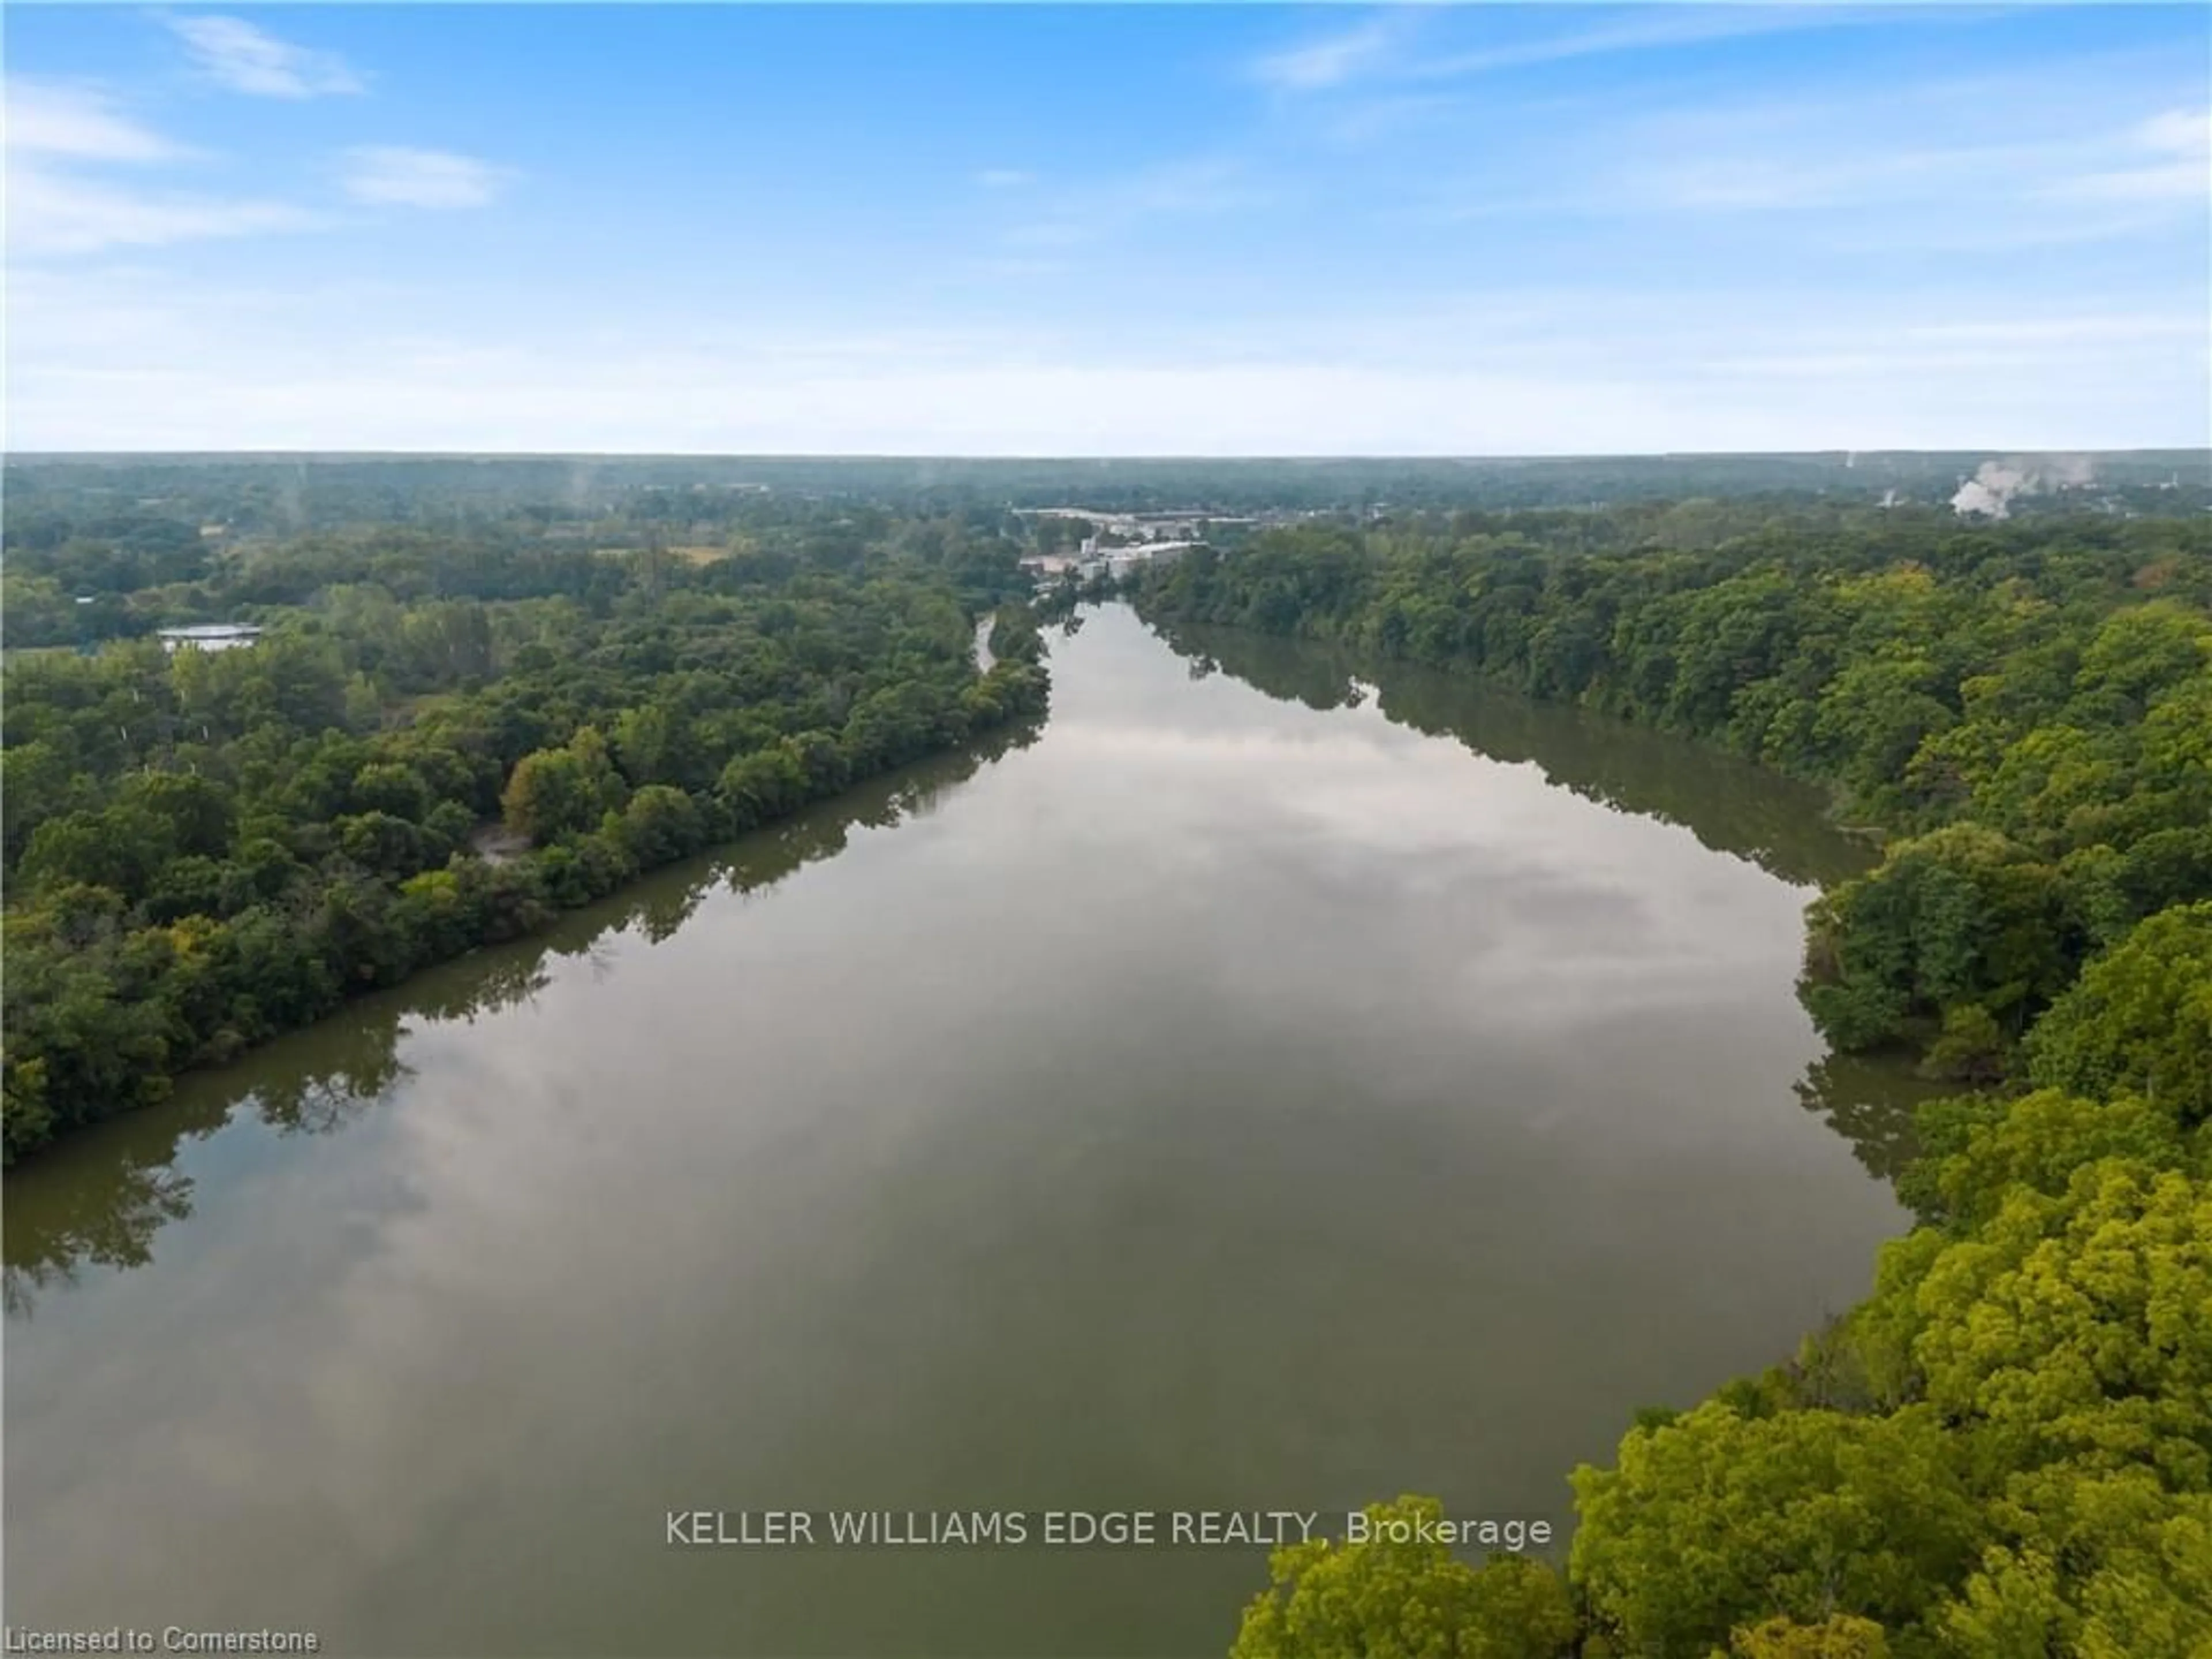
[2,507,1047,1164]
[1145,507,2212,1658]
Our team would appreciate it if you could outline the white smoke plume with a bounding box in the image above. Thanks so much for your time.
[1950,454,2097,518]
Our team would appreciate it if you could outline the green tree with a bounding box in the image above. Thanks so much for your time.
[501,725,628,843]
[1569,1404,1982,1654]
[2025,902,2212,1127]
[1231,1498,1574,1659]
[618,785,706,868]
[1727,1613,1889,1659]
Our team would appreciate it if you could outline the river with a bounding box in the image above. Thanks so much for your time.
[2,604,1924,1658]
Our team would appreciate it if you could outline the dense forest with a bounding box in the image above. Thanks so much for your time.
[1,723,1037,1316]
[7,457,2210,1650]
[1126,512,2212,1655]
[1,496,1048,1164]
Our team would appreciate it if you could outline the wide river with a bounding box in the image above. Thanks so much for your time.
[3,604,1921,1658]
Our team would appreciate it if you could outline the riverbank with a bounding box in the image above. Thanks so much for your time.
[2,605,1908,1655]
[3,620,1050,1167]
[1126,533,2212,1657]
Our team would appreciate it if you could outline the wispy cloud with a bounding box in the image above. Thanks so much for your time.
[165,15,364,99]
[4,79,188,162]
[3,77,317,255]
[1414,7,1872,80]
[341,147,509,209]
[1414,74,2210,259]
[1625,100,2207,218]
[1630,100,2210,237]
[1250,16,1403,93]
[6,5,2202,453]
[2044,106,2210,204]
[1249,6,1901,95]
[7,169,319,256]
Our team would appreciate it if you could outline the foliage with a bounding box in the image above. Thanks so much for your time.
[2,517,1047,1162]
[1134,514,2210,1073]
[2025,900,2212,1126]
[1728,1614,1890,1659]
[1173,508,2212,1658]
[1230,1498,1574,1659]
[1569,1403,1983,1653]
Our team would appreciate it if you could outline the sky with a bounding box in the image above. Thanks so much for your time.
[6,3,2209,454]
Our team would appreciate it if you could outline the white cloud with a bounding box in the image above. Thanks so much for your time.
[2046,105,2211,203]
[166,15,363,99]
[1251,18,1402,93]
[1252,7,1906,95]
[2139,108,2212,151]
[4,79,187,162]
[3,79,317,255]
[6,168,319,255]
[1445,79,2210,255]
[1416,9,1865,80]
[341,147,508,209]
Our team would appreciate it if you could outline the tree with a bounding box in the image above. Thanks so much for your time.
[1568,1404,1982,1654]
[1231,1498,1574,1659]
[618,785,706,868]
[2025,902,2212,1127]
[500,725,628,843]
[1899,1161,2211,1482]
[351,760,433,823]
[1902,1088,2190,1232]
[20,806,175,902]
[1801,825,2074,1054]
[1728,1613,1889,1659]
[614,702,684,787]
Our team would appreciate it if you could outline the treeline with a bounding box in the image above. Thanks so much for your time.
[3,718,1037,1313]
[1136,514,2211,1077]
[1131,517,2212,1656]
[2,539,1047,1165]
[1153,617,1877,889]
[2,491,1034,649]
[15,453,2208,529]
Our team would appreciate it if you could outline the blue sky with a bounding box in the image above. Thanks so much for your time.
[7,4,2207,453]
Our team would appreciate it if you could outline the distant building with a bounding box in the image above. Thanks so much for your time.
[157,624,263,655]
[1104,541,1201,579]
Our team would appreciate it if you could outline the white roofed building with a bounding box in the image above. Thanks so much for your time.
[156,624,263,654]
